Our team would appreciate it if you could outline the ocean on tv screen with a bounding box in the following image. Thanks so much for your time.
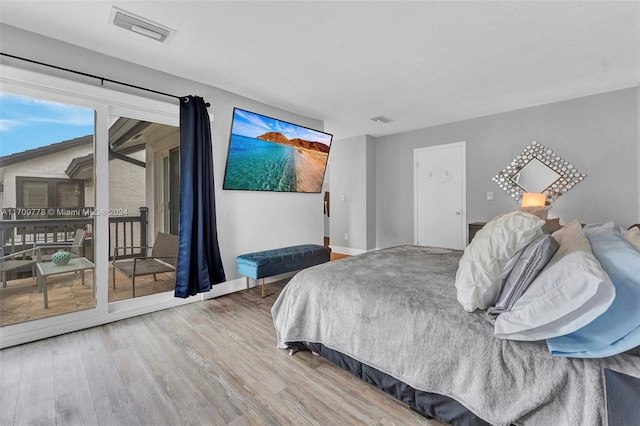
[223,132,329,193]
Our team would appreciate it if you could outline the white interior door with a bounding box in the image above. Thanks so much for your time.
[414,142,466,249]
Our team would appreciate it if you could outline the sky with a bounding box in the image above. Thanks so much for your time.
[231,108,332,146]
[0,93,95,157]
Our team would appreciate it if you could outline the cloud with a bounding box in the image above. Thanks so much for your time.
[29,115,95,127]
[0,93,94,129]
[232,109,332,145]
[0,119,21,132]
[237,109,271,132]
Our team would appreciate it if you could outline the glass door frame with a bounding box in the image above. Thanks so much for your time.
[0,65,200,348]
[158,146,180,236]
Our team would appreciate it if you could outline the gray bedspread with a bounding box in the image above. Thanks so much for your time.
[271,245,640,426]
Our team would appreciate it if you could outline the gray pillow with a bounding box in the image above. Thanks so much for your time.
[488,234,559,317]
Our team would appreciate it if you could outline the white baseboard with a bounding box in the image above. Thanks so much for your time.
[202,272,297,300]
[202,277,247,299]
[329,245,367,256]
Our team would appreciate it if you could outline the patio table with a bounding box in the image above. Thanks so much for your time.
[36,257,95,308]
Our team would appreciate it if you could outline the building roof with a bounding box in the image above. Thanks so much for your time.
[0,135,93,168]
[65,143,146,179]
[0,117,167,180]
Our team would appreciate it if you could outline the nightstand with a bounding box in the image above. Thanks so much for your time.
[468,222,486,244]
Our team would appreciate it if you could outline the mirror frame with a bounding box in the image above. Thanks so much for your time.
[492,140,586,204]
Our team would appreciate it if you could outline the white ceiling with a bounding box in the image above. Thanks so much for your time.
[1,1,638,140]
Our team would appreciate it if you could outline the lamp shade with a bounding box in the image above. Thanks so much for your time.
[521,192,546,208]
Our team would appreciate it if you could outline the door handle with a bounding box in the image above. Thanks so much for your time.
[455,211,462,215]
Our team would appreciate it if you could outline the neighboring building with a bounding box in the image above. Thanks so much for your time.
[1,136,94,219]
[0,134,146,220]
[0,117,179,252]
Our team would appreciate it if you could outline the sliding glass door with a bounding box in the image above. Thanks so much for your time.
[108,114,179,302]
[167,147,180,235]
[0,65,192,348]
[0,92,96,327]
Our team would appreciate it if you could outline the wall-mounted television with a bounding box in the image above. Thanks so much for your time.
[222,108,333,193]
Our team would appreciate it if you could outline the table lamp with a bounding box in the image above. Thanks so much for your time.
[521,192,546,208]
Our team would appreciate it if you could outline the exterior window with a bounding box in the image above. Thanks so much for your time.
[22,181,48,207]
[57,181,82,208]
[16,177,84,218]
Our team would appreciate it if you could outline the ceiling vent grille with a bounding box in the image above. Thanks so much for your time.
[109,6,175,44]
[371,116,393,124]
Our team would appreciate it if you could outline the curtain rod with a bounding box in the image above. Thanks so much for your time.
[1,52,209,107]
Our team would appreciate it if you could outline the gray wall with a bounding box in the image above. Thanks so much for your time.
[330,135,365,250]
[375,87,639,249]
[0,24,327,281]
[329,135,376,252]
[365,135,377,250]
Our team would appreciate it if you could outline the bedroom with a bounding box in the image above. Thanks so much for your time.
[1,1,639,425]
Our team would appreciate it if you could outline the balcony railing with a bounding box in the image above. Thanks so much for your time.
[0,207,148,262]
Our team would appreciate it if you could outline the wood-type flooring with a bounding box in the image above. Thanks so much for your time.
[1,277,443,425]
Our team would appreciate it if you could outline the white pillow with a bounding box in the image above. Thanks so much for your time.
[494,220,615,341]
[625,227,640,251]
[455,210,545,312]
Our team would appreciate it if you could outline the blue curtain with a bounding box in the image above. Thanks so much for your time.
[175,96,226,298]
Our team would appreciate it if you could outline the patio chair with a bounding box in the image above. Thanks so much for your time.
[35,228,87,262]
[112,232,178,297]
[0,247,41,288]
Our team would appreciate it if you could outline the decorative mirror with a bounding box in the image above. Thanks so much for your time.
[492,140,586,203]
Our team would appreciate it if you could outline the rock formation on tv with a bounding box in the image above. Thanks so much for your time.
[257,132,330,154]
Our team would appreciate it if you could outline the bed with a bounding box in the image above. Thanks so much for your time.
[271,216,640,425]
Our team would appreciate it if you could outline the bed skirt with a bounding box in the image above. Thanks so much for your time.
[291,341,491,426]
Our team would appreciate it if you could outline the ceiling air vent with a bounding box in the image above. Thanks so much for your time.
[371,116,393,124]
[109,6,176,44]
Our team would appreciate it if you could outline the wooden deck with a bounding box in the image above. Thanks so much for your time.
[0,267,175,327]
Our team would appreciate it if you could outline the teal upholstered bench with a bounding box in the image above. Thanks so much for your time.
[236,244,331,297]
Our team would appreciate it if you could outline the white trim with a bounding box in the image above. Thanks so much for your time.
[413,141,467,250]
[329,245,367,256]
[202,273,300,300]
[207,269,331,301]
[203,277,249,300]
[0,64,207,349]
[94,103,110,317]
[0,65,177,121]
[637,85,640,222]
[1,293,198,348]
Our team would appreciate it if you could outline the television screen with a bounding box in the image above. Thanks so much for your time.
[222,108,332,193]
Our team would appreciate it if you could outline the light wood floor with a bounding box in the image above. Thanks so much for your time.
[330,252,350,261]
[0,279,442,426]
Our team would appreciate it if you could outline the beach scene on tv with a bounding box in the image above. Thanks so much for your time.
[223,108,332,193]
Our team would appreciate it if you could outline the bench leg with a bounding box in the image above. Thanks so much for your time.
[245,277,266,297]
